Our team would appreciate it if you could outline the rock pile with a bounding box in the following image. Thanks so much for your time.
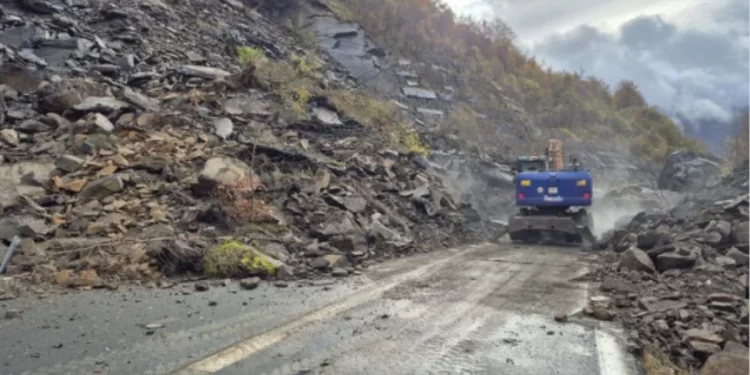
[0,0,490,293]
[584,162,749,372]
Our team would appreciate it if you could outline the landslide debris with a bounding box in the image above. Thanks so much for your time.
[0,0,493,294]
[581,157,749,372]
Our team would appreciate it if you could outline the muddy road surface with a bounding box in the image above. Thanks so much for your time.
[2,242,640,375]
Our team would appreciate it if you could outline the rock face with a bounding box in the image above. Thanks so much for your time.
[584,163,750,371]
[658,151,724,193]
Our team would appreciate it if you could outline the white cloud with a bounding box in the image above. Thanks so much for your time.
[444,0,749,151]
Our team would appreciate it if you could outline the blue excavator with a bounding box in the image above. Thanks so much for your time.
[507,139,596,246]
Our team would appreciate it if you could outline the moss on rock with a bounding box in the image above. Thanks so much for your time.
[203,240,279,278]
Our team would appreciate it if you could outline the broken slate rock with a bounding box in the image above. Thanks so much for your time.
[656,251,697,272]
[700,348,749,375]
[619,247,656,273]
[55,155,85,173]
[179,65,230,80]
[78,175,124,201]
[0,129,20,146]
[73,97,129,113]
[727,247,749,265]
[194,157,254,195]
[194,282,210,291]
[239,277,260,290]
[312,107,343,126]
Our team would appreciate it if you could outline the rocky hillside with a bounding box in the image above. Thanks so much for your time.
[263,0,706,165]
[0,0,512,294]
[580,155,749,373]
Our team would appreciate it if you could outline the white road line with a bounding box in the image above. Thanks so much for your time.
[595,329,632,375]
[170,244,485,374]
[573,264,634,375]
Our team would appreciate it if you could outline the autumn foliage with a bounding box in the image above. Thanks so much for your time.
[727,109,749,168]
[327,0,704,162]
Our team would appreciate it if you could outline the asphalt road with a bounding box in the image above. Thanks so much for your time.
[1,242,641,375]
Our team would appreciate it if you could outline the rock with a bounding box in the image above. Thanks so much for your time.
[619,247,656,273]
[685,329,725,345]
[203,242,281,278]
[732,221,748,248]
[554,313,568,323]
[636,231,661,250]
[727,248,749,265]
[78,175,124,201]
[371,219,401,241]
[276,265,295,280]
[55,155,85,173]
[17,119,51,133]
[700,349,749,375]
[714,220,733,240]
[689,340,722,361]
[655,251,697,272]
[312,107,342,126]
[78,269,103,287]
[0,129,19,146]
[179,65,231,79]
[4,309,21,319]
[311,254,345,270]
[402,87,437,100]
[213,117,234,140]
[331,268,348,277]
[239,277,261,290]
[223,96,271,116]
[716,256,737,268]
[0,162,55,212]
[657,151,723,193]
[194,282,210,291]
[121,87,159,111]
[194,157,253,195]
[73,97,129,113]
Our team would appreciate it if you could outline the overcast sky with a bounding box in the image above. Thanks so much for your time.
[443,0,749,125]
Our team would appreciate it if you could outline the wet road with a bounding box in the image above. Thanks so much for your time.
[1,242,640,375]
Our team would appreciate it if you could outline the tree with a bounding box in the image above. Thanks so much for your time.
[727,108,749,167]
[613,80,646,109]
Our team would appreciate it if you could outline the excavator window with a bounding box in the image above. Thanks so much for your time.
[516,160,547,173]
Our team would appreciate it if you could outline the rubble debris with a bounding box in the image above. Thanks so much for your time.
[0,0,494,296]
[585,162,749,371]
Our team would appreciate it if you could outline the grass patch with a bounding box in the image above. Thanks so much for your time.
[237,46,266,66]
[235,48,324,121]
[329,90,429,155]
[325,0,355,21]
[203,240,278,278]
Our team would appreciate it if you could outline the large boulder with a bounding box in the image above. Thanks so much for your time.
[618,247,656,273]
[699,342,749,375]
[658,151,723,193]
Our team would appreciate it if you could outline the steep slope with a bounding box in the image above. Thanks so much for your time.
[0,0,503,292]
[269,0,705,165]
